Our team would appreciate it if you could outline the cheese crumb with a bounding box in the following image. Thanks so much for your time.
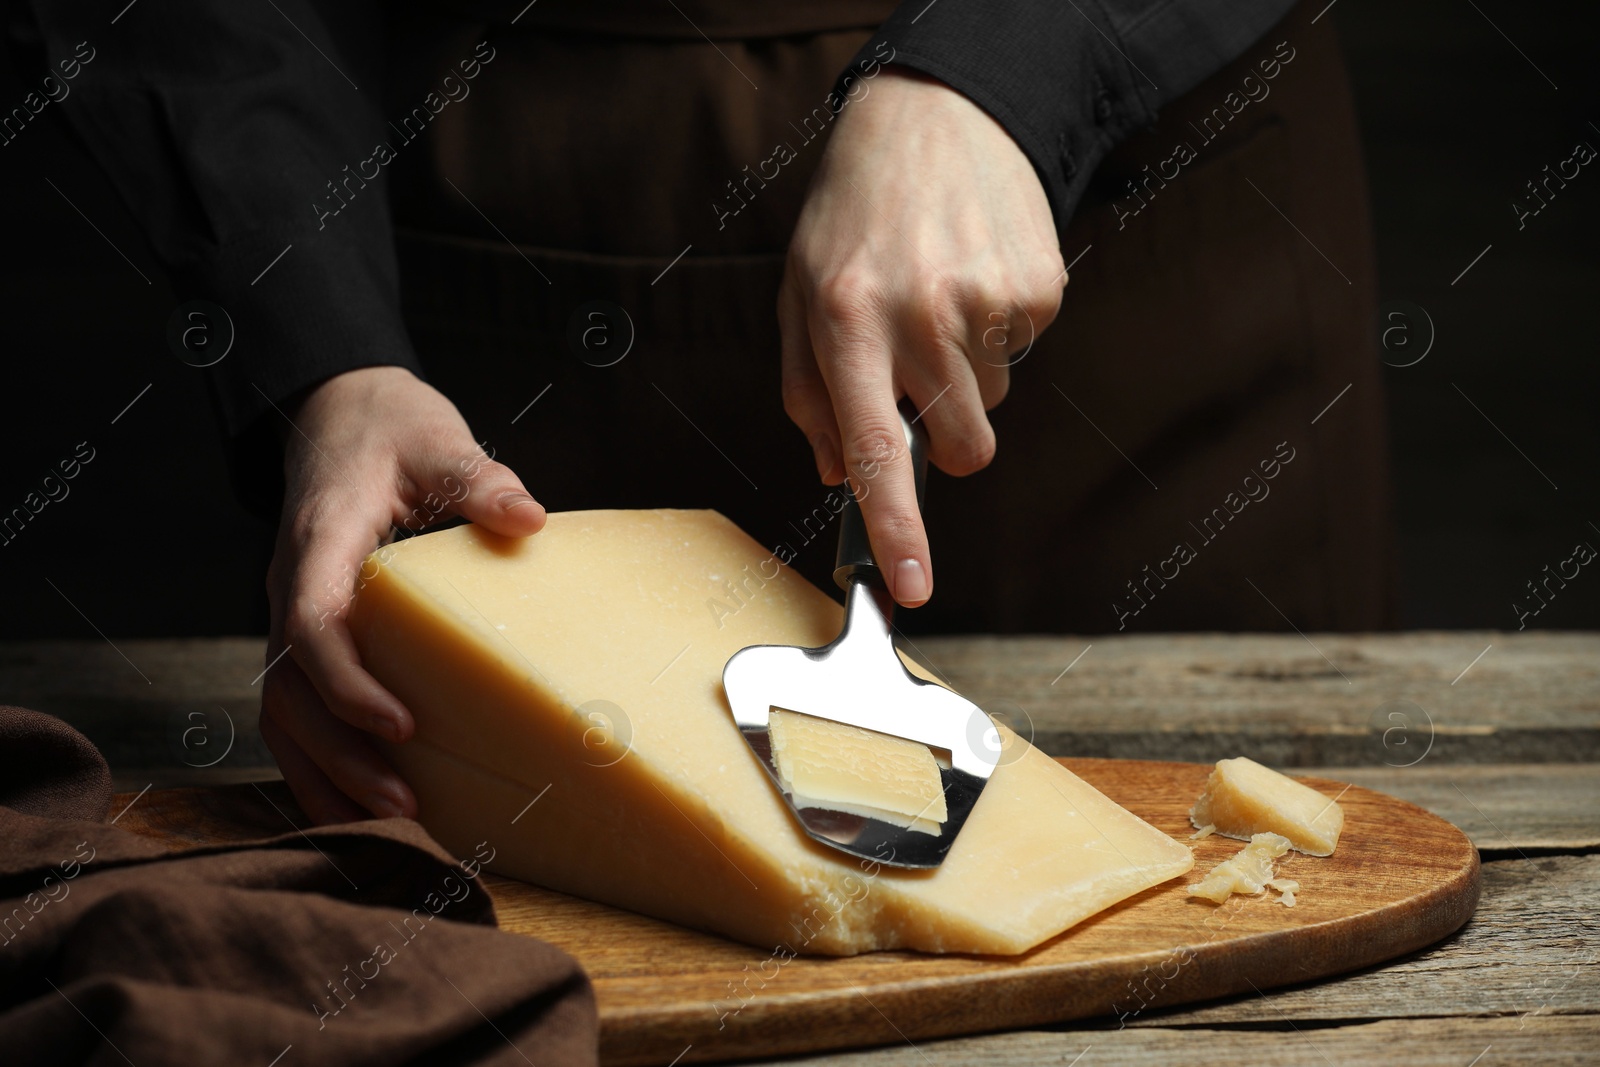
[1190,823,1217,840]
[1190,757,1344,856]
[1187,832,1292,904]
[1266,877,1300,907]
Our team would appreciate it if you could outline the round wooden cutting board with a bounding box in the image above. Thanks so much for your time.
[482,758,1480,1065]
[114,759,1480,1066]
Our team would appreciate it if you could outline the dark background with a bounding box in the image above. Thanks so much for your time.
[2,0,1596,639]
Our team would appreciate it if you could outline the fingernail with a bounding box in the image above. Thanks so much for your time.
[811,434,838,482]
[367,788,405,819]
[893,558,930,605]
[370,713,404,743]
[500,491,537,511]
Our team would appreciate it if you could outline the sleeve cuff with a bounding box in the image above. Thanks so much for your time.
[834,3,1154,232]
[835,0,1298,233]
[176,227,426,519]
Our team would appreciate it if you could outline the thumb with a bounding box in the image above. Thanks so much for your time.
[430,445,547,537]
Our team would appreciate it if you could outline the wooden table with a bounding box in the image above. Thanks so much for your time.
[8,632,1598,1065]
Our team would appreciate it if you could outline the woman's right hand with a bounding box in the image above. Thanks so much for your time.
[260,366,546,823]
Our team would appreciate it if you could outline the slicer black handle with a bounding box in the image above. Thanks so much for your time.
[833,408,929,592]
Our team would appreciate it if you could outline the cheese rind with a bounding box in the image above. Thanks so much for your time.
[349,510,1194,955]
[1190,757,1344,856]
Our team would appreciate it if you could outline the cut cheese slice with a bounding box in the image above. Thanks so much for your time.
[768,708,948,835]
[348,510,1193,956]
[1190,756,1344,856]
[1188,832,1291,903]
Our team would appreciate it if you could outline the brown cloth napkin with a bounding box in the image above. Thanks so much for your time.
[0,706,598,1066]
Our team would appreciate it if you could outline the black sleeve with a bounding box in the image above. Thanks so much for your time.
[837,0,1299,229]
[19,0,423,516]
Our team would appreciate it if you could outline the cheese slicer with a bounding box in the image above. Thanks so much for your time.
[722,410,1000,869]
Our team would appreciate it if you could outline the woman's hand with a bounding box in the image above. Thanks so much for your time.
[780,67,1066,606]
[261,366,545,823]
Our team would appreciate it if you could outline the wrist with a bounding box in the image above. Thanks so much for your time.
[280,365,417,443]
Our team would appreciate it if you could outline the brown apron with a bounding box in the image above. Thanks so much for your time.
[383,0,1396,635]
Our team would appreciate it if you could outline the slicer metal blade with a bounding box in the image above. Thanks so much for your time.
[722,413,1000,869]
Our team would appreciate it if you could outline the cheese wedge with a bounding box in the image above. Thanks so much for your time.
[1188,832,1291,903]
[1190,757,1344,856]
[348,510,1193,956]
[768,708,948,835]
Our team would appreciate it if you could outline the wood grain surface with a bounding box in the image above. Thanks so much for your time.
[112,757,1480,1067]
[1129,854,1598,1027]
[756,1016,1593,1067]
[911,631,1600,766]
[12,632,1597,787]
[60,633,1592,1065]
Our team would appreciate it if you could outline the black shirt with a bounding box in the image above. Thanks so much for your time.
[18,0,1295,502]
